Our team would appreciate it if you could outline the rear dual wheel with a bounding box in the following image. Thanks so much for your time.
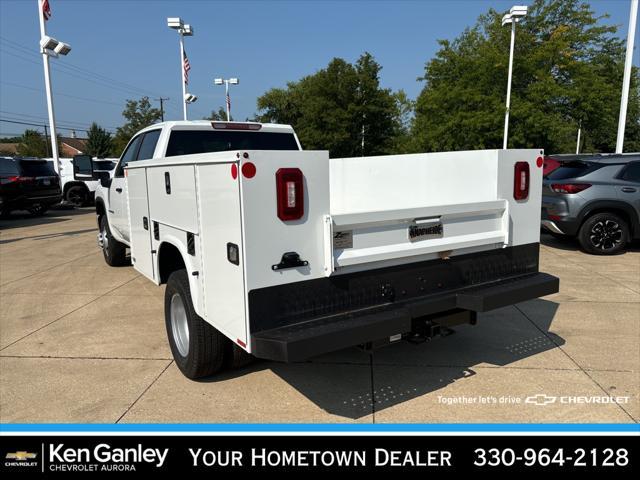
[165,269,253,379]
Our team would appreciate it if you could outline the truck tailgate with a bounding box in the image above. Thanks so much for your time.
[325,149,543,274]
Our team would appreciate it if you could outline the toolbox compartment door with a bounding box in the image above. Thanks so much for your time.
[126,167,156,281]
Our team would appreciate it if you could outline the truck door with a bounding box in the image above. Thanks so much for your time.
[110,134,142,240]
[126,166,155,280]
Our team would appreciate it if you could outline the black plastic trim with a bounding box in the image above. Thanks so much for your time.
[251,272,559,362]
[249,243,541,334]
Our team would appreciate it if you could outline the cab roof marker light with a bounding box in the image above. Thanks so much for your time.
[211,122,262,131]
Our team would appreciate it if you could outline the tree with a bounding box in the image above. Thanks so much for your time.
[257,53,402,157]
[391,89,417,153]
[85,122,113,158]
[16,130,51,157]
[205,107,232,121]
[412,0,640,153]
[112,96,161,156]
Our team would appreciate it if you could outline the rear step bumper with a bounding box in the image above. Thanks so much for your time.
[251,272,559,362]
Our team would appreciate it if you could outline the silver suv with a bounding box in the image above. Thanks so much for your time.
[541,154,640,255]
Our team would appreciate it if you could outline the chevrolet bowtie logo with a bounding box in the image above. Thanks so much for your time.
[6,451,37,461]
[525,394,557,406]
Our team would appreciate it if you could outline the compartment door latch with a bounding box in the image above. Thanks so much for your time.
[272,252,309,271]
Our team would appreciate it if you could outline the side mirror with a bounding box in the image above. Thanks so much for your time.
[94,170,111,188]
[73,155,94,180]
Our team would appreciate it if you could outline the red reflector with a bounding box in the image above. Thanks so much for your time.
[276,168,304,221]
[211,122,262,131]
[241,162,256,178]
[548,214,562,221]
[513,162,530,201]
[536,156,544,168]
[231,164,238,179]
[236,339,246,348]
[551,183,591,194]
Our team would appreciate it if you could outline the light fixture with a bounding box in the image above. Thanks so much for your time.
[184,93,198,103]
[40,35,58,52]
[229,78,239,85]
[510,5,528,16]
[167,17,183,29]
[502,5,528,25]
[214,78,224,85]
[54,42,71,56]
[182,24,194,36]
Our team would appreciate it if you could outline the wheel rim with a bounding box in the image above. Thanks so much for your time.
[170,293,190,357]
[29,204,43,215]
[68,189,83,206]
[99,223,109,252]
[589,219,623,251]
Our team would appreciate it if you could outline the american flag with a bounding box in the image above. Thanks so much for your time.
[42,0,52,21]
[183,50,191,85]
[226,91,231,115]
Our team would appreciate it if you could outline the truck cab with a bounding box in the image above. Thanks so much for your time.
[95,121,302,253]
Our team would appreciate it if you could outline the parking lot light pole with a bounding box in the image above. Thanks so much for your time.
[214,78,239,121]
[38,0,71,174]
[615,0,638,153]
[501,5,528,150]
[167,18,193,121]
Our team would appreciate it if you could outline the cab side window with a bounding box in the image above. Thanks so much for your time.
[137,130,161,161]
[115,135,143,177]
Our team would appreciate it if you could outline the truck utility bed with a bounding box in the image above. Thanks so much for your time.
[125,146,558,363]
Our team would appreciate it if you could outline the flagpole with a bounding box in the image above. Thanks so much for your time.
[225,80,230,121]
[179,32,187,121]
[38,0,60,173]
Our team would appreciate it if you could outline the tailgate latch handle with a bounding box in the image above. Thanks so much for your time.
[414,216,441,225]
[272,252,309,271]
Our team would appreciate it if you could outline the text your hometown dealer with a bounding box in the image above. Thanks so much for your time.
[190,448,453,467]
[50,444,168,468]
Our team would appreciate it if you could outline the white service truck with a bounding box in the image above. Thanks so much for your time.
[94,120,559,379]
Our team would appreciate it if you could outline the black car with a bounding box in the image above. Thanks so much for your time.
[0,157,62,217]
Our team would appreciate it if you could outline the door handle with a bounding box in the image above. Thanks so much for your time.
[164,172,171,194]
[115,188,123,193]
[621,187,637,193]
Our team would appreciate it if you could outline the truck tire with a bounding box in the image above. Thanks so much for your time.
[578,212,628,255]
[165,269,227,378]
[65,185,87,207]
[99,215,128,266]
[28,203,48,216]
[224,342,254,369]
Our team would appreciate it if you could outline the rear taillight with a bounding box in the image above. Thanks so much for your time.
[276,168,304,221]
[551,183,591,194]
[513,162,530,201]
[0,175,19,184]
[0,176,31,184]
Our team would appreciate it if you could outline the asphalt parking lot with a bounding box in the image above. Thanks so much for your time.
[0,208,638,424]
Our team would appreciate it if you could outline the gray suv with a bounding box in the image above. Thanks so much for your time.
[541,154,640,255]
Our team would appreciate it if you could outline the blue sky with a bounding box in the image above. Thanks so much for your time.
[0,0,637,138]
